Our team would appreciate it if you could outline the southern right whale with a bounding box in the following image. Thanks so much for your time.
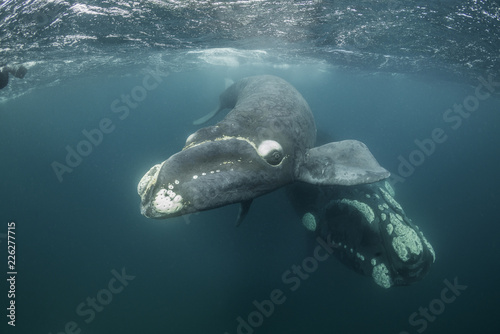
[288,180,435,288]
[138,75,390,222]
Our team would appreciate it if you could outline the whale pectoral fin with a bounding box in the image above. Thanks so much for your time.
[193,106,224,125]
[297,140,390,186]
[235,199,253,226]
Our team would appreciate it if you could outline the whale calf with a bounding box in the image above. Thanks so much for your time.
[288,180,435,288]
[138,75,390,221]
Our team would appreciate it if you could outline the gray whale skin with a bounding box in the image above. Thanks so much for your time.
[138,75,390,221]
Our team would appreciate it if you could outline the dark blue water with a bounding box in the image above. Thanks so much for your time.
[1,1,500,334]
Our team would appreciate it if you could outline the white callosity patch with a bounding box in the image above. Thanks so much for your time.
[421,233,436,262]
[334,198,375,224]
[186,132,196,145]
[301,212,317,231]
[153,187,183,215]
[390,213,423,262]
[386,223,394,235]
[372,263,393,288]
[137,163,162,197]
[380,187,403,213]
[384,180,396,197]
[377,183,435,262]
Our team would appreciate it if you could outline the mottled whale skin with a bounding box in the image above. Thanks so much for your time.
[138,75,390,220]
[288,180,435,288]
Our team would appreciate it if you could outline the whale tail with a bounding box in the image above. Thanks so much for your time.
[192,78,234,125]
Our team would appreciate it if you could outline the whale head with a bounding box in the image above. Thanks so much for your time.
[138,136,291,219]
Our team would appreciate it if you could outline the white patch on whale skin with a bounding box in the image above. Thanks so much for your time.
[384,180,396,197]
[372,263,393,288]
[380,187,403,213]
[421,234,436,263]
[389,213,423,262]
[301,212,317,231]
[153,188,184,215]
[333,198,375,224]
[138,163,162,197]
[386,223,394,235]
[186,132,197,145]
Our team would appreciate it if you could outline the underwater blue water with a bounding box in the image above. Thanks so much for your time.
[1,1,500,334]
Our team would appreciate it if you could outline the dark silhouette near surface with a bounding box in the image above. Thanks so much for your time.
[0,65,28,89]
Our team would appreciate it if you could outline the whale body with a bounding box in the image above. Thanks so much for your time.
[138,75,390,221]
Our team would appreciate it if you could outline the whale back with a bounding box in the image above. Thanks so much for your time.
[186,75,316,164]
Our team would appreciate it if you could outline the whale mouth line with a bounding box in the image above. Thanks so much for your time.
[183,135,257,151]
[183,136,287,167]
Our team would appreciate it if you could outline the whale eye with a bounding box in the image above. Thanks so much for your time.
[266,150,283,165]
[257,140,284,166]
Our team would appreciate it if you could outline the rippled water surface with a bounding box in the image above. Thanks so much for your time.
[2,0,500,92]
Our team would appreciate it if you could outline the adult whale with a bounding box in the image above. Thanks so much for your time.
[138,75,390,222]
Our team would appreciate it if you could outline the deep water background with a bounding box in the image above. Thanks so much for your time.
[1,67,499,334]
[1,1,500,334]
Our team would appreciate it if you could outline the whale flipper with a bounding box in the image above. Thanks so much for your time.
[236,199,253,226]
[193,78,235,125]
[297,140,390,186]
[193,106,224,125]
